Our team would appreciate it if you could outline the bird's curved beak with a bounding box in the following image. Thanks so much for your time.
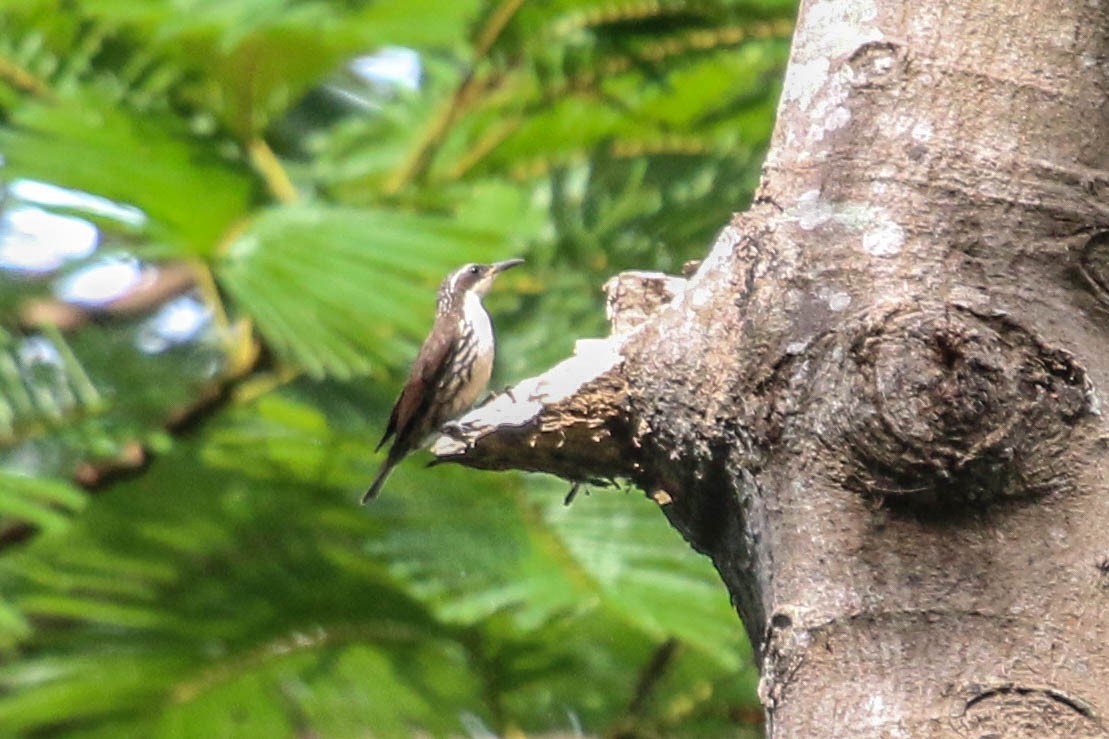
[490,258,524,274]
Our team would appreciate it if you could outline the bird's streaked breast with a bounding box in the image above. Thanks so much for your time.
[437,292,494,418]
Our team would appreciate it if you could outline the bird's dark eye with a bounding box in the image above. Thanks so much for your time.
[468,265,481,274]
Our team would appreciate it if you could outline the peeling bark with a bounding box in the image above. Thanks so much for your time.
[435,0,1109,735]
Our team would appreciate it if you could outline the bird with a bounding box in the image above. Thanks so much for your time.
[362,258,524,503]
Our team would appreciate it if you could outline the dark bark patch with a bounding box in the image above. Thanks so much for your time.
[770,612,792,629]
[637,439,764,647]
[652,442,740,558]
[758,605,808,712]
[846,41,904,89]
[1078,231,1109,304]
[1097,556,1109,589]
[826,304,1094,508]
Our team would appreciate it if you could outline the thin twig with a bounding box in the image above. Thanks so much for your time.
[627,638,682,717]
[247,136,299,204]
[384,0,526,193]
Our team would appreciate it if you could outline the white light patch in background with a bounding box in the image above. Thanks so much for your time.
[135,295,213,354]
[349,47,422,91]
[54,256,145,306]
[0,206,99,273]
[9,179,147,227]
[17,335,64,370]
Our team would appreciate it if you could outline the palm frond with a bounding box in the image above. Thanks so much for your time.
[216,185,541,379]
[0,327,103,447]
[0,470,85,534]
[0,0,791,735]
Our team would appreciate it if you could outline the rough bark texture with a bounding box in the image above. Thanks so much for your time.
[435,0,1109,735]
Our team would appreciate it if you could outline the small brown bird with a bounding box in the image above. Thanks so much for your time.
[362,258,523,502]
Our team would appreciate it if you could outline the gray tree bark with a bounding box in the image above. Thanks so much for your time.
[435,0,1109,735]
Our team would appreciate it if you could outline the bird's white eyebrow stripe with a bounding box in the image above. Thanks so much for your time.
[448,268,463,294]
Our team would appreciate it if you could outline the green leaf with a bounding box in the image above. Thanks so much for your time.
[0,327,105,452]
[0,654,192,732]
[0,88,255,256]
[372,473,750,670]
[0,471,85,532]
[3,0,485,136]
[0,433,487,736]
[541,483,749,670]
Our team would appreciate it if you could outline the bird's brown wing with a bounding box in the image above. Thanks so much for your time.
[376,320,458,452]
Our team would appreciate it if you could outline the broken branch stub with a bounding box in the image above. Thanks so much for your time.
[430,271,687,482]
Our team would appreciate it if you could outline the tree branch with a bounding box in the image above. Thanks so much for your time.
[430,270,688,483]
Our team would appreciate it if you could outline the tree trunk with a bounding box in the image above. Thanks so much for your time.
[434,0,1109,735]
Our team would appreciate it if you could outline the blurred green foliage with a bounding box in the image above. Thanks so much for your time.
[0,0,793,735]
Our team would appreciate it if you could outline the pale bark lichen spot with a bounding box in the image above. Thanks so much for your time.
[773,0,887,160]
[869,53,894,75]
[786,341,809,355]
[800,0,882,60]
[783,57,832,112]
[862,220,905,257]
[699,223,745,274]
[787,195,906,264]
[789,190,835,230]
[910,119,934,142]
[826,291,852,311]
[690,284,714,309]
[824,105,852,132]
[787,195,906,257]
[875,112,935,144]
[859,694,908,737]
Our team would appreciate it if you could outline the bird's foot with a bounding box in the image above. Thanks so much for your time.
[440,419,468,438]
[478,385,516,406]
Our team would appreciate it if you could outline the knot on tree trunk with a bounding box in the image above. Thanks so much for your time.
[824,303,1096,507]
[961,684,1100,736]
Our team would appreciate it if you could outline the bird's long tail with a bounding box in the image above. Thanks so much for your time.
[361,460,395,504]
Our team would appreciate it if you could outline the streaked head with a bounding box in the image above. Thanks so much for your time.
[439,258,523,306]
